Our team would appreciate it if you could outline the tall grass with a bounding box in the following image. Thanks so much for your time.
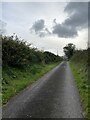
[70,49,89,118]
[2,63,59,105]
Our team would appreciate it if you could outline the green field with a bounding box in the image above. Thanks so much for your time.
[2,63,59,105]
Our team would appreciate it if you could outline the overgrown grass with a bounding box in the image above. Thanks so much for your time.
[2,63,59,105]
[70,62,88,118]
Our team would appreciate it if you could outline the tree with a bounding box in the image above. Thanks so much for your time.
[63,43,75,59]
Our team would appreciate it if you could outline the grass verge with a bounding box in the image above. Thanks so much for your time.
[2,63,59,105]
[70,62,88,118]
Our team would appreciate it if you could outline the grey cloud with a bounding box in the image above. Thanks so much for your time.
[53,2,88,38]
[31,19,45,33]
[38,28,51,37]
[53,19,57,24]
[31,19,51,37]
[45,28,51,34]
[64,2,88,14]
[53,23,77,38]
[64,2,88,28]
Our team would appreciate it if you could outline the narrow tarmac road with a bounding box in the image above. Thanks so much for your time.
[2,62,84,118]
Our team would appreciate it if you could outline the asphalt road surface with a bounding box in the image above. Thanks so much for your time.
[2,62,84,118]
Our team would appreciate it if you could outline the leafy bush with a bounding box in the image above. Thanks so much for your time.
[2,35,62,68]
[2,35,31,67]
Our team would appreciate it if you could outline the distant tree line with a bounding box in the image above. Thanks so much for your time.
[2,35,62,68]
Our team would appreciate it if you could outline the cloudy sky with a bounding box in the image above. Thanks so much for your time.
[1,2,88,56]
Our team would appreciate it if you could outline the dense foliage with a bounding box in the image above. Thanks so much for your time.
[71,49,88,67]
[2,35,62,68]
[70,49,88,84]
